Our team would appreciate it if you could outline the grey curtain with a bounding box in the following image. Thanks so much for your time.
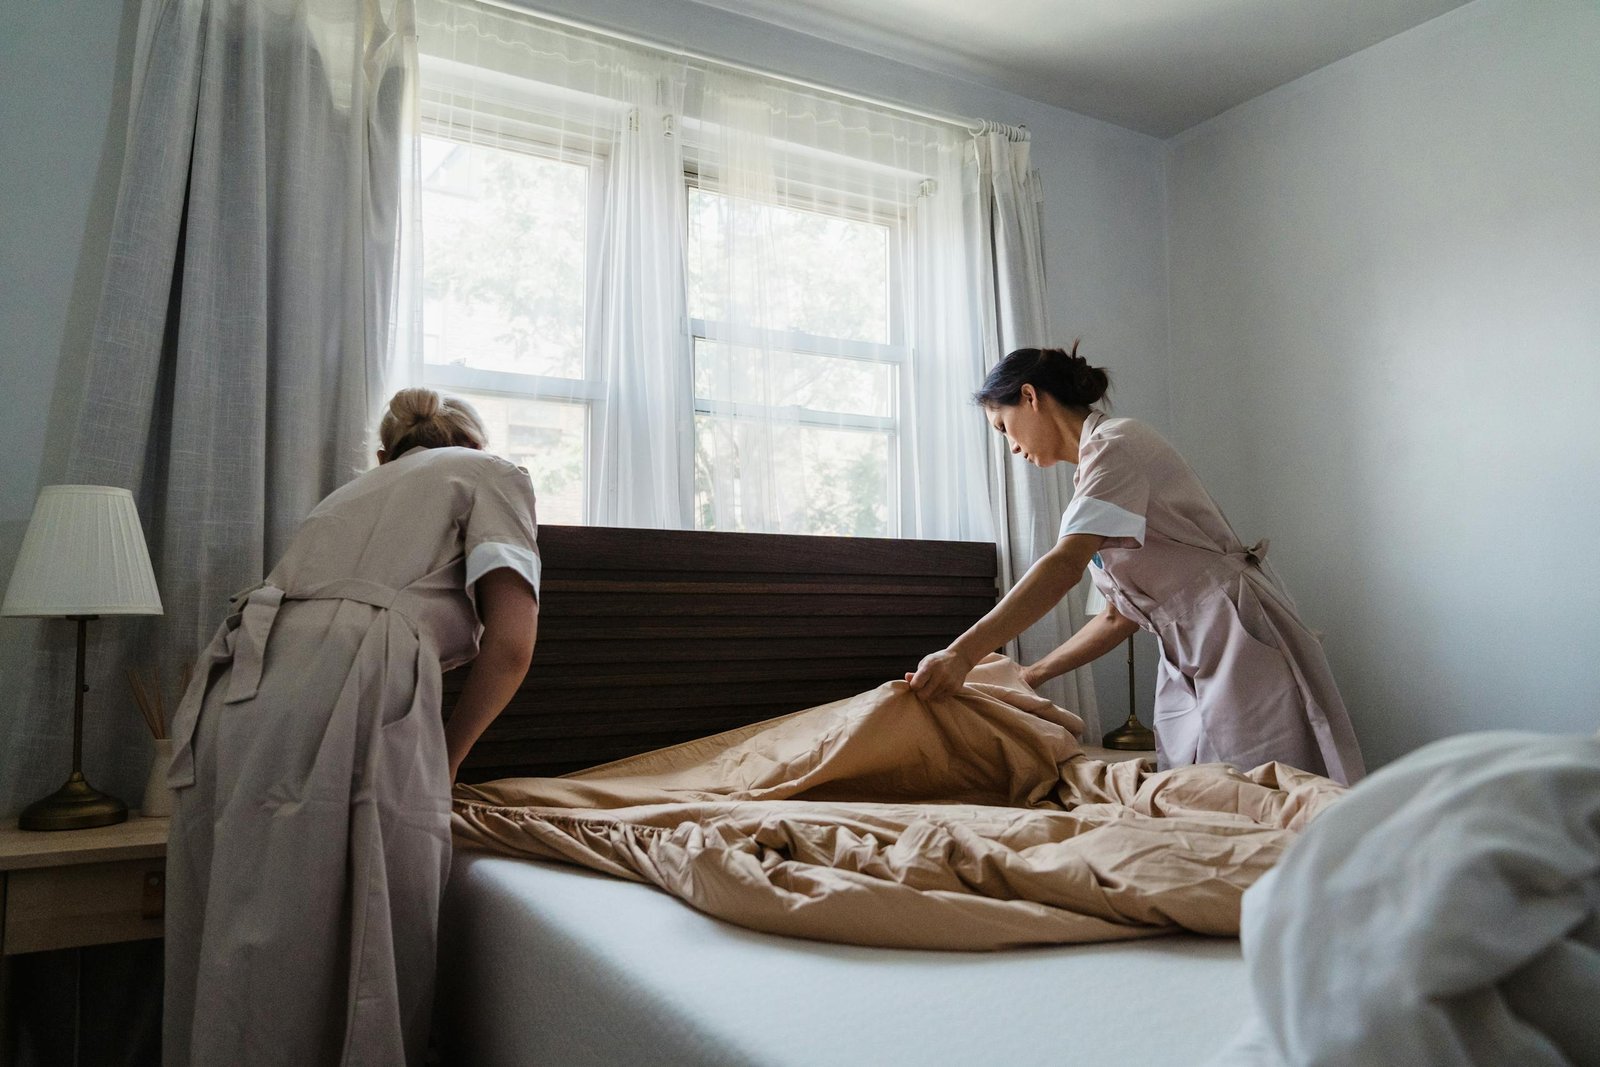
[970,127,1101,742]
[3,3,417,1062]
[4,0,416,820]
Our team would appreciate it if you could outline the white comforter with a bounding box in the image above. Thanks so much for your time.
[1212,730,1600,1066]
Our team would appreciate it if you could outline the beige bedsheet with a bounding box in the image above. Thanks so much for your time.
[453,656,1345,950]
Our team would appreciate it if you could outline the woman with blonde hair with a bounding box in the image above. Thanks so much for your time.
[163,388,540,1065]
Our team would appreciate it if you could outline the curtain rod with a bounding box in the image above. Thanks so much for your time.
[465,0,1030,142]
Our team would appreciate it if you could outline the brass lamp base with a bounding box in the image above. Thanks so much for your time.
[1101,632,1156,751]
[1100,714,1156,751]
[18,771,128,831]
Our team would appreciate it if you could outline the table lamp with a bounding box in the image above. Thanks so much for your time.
[3,486,163,830]
[1084,578,1155,751]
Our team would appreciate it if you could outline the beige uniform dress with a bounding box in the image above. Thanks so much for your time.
[162,446,540,1067]
[1062,412,1364,784]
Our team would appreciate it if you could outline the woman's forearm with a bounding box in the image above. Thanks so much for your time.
[949,534,1104,664]
[446,568,538,780]
[1026,607,1139,687]
[445,621,536,777]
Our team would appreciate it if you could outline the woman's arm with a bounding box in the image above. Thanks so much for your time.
[445,568,538,782]
[906,533,1106,699]
[1022,604,1140,689]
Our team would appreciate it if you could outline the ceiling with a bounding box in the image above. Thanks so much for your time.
[685,0,1474,138]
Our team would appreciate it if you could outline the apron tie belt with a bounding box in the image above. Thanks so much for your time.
[169,580,419,788]
[223,579,415,704]
[1143,541,1270,633]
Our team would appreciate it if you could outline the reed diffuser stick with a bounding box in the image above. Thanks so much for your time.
[126,666,169,740]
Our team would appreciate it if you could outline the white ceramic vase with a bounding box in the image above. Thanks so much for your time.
[141,737,176,817]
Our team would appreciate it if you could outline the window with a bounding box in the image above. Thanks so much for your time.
[686,187,906,536]
[408,10,976,539]
[417,131,600,525]
[418,124,916,536]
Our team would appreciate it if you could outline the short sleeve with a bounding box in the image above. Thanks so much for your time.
[464,460,542,600]
[1059,426,1148,548]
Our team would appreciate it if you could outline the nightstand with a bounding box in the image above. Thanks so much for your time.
[0,816,169,1065]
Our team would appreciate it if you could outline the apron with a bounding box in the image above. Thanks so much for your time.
[164,579,451,1067]
[1092,538,1350,779]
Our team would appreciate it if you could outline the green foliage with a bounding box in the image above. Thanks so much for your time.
[422,137,587,379]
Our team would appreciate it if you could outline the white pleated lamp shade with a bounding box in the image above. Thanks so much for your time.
[2,485,163,617]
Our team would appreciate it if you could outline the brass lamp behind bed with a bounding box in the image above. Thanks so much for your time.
[1084,578,1156,751]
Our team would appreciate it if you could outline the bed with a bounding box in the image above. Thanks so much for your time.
[436,853,1248,1066]
[438,525,1253,1065]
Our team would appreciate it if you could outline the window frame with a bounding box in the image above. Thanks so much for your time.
[682,176,913,537]
[416,104,611,525]
[415,82,925,537]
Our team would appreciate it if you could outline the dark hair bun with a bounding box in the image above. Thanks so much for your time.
[1053,344,1110,406]
[973,339,1111,410]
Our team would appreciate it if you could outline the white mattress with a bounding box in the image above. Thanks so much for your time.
[437,851,1251,1066]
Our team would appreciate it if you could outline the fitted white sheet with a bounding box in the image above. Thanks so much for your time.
[437,851,1251,1066]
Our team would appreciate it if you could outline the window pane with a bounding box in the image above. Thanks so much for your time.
[421,135,588,379]
[445,389,587,525]
[687,189,890,344]
[694,415,891,537]
[694,340,894,419]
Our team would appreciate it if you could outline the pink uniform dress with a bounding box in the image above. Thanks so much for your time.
[162,446,540,1067]
[1061,412,1364,784]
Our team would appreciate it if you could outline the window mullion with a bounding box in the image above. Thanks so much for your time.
[422,364,603,403]
[690,318,905,365]
[692,397,895,435]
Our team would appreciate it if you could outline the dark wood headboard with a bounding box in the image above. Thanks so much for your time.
[446,525,1000,782]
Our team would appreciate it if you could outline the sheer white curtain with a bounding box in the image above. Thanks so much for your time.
[971,129,1101,740]
[591,76,694,527]
[412,0,692,527]
[0,0,418,823]
[685,70,991,539]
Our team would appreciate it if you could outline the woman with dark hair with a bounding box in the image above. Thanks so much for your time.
[906,343,1364,784]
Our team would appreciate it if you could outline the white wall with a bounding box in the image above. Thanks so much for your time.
[0,0,136,555]
[1165,0,1600,767]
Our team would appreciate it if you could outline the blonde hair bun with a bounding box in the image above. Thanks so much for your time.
[378,387,489,459]
[388,387,442,426]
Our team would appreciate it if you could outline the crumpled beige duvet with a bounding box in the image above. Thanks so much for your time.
[452,656,1346,950]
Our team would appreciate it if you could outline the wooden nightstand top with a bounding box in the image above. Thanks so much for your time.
[0,816,169,872]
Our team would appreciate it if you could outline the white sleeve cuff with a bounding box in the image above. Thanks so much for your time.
[466,542,542,600]
[1059,495,1147,544]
